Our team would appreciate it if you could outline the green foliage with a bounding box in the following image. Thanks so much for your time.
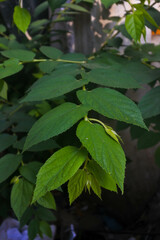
[0,0,160,238]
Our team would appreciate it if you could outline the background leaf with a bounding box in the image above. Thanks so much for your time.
[2,49,35,61]
[0,154,21,183]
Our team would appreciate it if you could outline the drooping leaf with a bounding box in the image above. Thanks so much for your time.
[87,174,101,199]
[36,207,56,222]
[1,49,35,61]
[21,74,88,102]
[138,86,160,119]
[125,12,144,42]
[0,154,22,183]
[0,134,17,152]
[87,160,117,192]
[76,120,126,192]
[38,192,56,210]
[68,169,87,204]
[11,178,34,220]
[77,88,147,129]
[40,46,63,59]
[32,146,87,202]
[23,103,89,151]
[13,6,31,33]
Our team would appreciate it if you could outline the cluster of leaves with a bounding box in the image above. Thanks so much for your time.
[0,0,160,239]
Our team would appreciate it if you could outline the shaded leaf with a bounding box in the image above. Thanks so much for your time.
[0,154,21,183]
[38,192,56,210]
[2,49,35,61]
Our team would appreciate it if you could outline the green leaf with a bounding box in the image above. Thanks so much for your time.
[48,0,67,11]
[34,1,49,18]
[0,59,23,79]
[21,74,88,102]
[38,192,56,210]
[101,0,120,8]
[0,79,8,100]
[32,146,87,202]
[63,3,88,13]
[87,174,101,199]
[1,49,35,61]
[138,86,160,119]
[0,24,6,33]
[19,162,42,184]
[0,154,21,183]
[39,221,52,238]
[39,61,58,73]
[76,120,126,192]
[36,207,56,221]
[87,66,140,89]
[77,88,147,129]
[28,219,39,240]
[142,9,159,29]
[40,46,63,59]
[13,6,31,33]
[125,13,144,42]
[0,134,17,152]
[68,169,87,204]
[23,103,89,151]
[11,178,34,220]
[87,160,117,192]
[137,131,160,149]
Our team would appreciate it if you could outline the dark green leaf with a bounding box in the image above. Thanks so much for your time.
[21,74,88,102]
[0,154,21,183]
[0,79,8,99]
[63,3,88,12]
[139,86,160,119]
[77,121,126,192]
[39,61,58,73]
[1,49,35,61]
[40,46,63,59]
[138,131,160,149]
[101,0,119,8]
[11,178,34,220]
[0,134,17,152]
[28,219,39,240]
[32,146,87,202]
[23,103,89,151]
[19,162,42,184]
[13,6,31,33]
[48,0,67,11]
[155,147,160,167]
[77,88,147,129]
[0,59,23,79]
